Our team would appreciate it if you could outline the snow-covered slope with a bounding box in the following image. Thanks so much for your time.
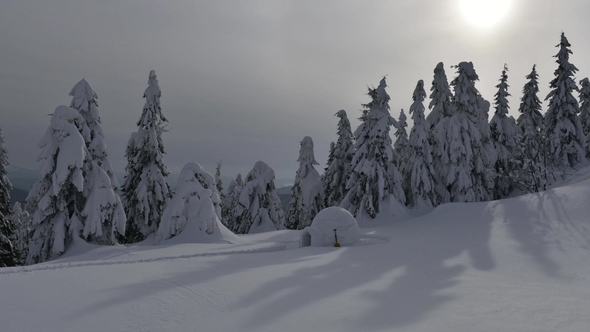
[1,174,590,331]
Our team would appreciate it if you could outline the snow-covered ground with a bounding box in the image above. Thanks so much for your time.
[2,172,590,331]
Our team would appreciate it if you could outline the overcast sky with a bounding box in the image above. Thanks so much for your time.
[1,0,590,184]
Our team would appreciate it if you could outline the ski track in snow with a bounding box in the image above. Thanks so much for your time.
[0,233,389,276]
[0,243,288,275]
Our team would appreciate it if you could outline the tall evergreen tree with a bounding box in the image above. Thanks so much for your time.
[427,62,454,129]
[340,77,405,218]
[322,110,354,207]
[26,106,89,264]
[122,70,172,243]
[490,64,521,198]
[233,161,285,234]
[428,62,455,205]
[516,65,547,192]
[285,136,324,230]
[578,77,590,157]
[0,127,16,267]
[405,80,436,208]
[223,173,244,230]
[393,109,409,173]
[214,161,226,222]
[544,32,585,168]
[432,62,491,203]
[9,202,31,265]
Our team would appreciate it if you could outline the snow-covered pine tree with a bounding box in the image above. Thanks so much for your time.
[222,173,244,230]
[516,65,547,192]
[68,79,126,245]
[427,62,454,129]
[544,32,585,168]
[340,77,405,218]
[432,62,491,203]
[0,127,17,267]
[26,106,89,264]
[428,62,455,205]
[155,162,227,244]
[214,161,226,223]
[9,202,31,265]
[393,109,409,172]
[233,161,285,234]
[579,77,590,157]
[489,64,521,198]
[285,136,324,230]
[322,110,354,207]
[405,80,436,209]
[69,79,119,190]
[122,70,172,243]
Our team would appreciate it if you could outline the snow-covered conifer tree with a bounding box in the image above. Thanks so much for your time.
[0,127,16,267]
[428,62,455,204]
[155,162,228,244]
[490,65,521,198]
[26,106,89,264]
[69,79,119,190]
[405,80,436,208]
[340,77,405,218]
[9,202,30,265]
[544,33,585,168]
[285,136,324,230]
[232,161,285,234]
[222,173,244,230]
[69,79,126,244]
[516,65,547,192]
[427,62,454,129]
[122,70,172,243]
[322,110,354,207]
[579,77,590,157]
[214,161,226,223]
[432,62,491,203]
[393,109,409,172]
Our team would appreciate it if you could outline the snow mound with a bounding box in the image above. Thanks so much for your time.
[300,207,360,247]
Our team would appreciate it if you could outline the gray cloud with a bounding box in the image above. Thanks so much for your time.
[1,0,590,182]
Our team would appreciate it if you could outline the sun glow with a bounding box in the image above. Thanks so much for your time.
[459,0,512,29]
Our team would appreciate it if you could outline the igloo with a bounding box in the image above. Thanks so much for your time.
[300,207,360,247]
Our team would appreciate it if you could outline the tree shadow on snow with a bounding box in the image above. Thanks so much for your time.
[233,202,496,331]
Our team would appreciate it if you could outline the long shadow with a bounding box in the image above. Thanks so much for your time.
[72,202,496,330]
[500,187,590,278]
[233,202,496,330]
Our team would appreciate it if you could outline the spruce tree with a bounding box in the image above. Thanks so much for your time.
[0,127,16,267]
[340,77,405,218]
[285,136,324,230]
[393,109,409,173]
[579,77,590,157]
[155,162,225,244]
[490,64,521,198]
[223,173,244,230]
[405,80,436,208]
[9,202,30,265]
[432,62,491,203]
[427,62,454,129]
[516,65,547,192]
[26,106,89,264]
[233,161,285,234]
[214,161,226,223]
[69,79,126,245]
[322,110,354,207]
[122,70,172,243]
[544,32,585,168]
[428,62,455,205]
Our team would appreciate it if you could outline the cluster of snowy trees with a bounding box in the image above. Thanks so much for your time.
[1,32,589,267]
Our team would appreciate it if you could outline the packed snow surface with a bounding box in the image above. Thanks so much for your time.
[2,171,590,331]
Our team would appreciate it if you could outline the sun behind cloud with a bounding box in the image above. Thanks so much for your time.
[458,0,512,29]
